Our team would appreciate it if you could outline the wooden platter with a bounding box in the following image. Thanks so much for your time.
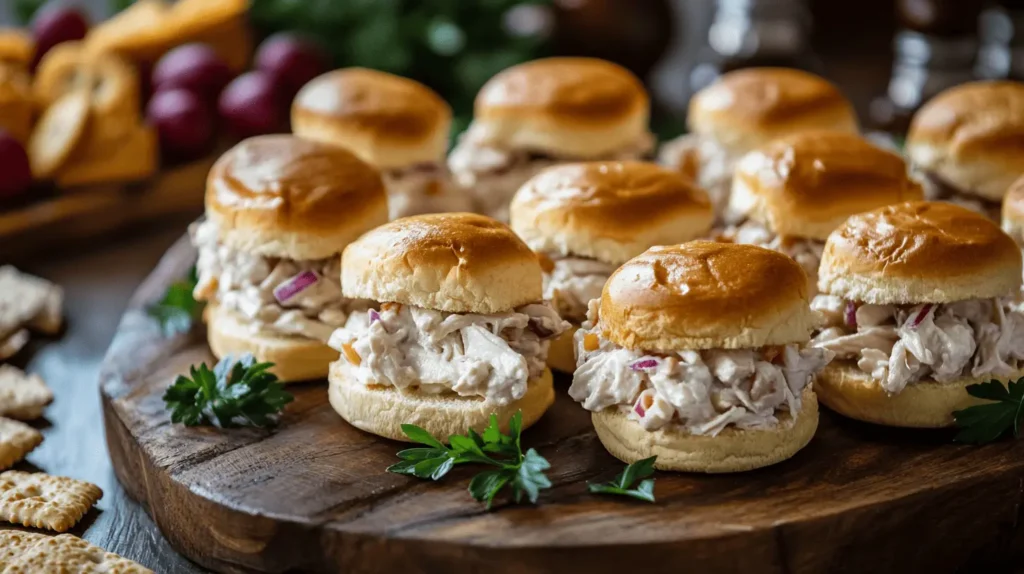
[100,235,1024,574]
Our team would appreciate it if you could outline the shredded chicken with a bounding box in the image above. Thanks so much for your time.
[658,134,736,218]
[382,162,472,220]
[191,219,354,342]
[328,302,569,406]
[719,220,823,294]
[569,301,832,436]
[543,256,617,323]
[811,295,1024,394]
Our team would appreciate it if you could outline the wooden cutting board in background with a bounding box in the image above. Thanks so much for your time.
[99,236,1024,574]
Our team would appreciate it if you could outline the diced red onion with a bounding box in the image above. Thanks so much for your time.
[910,304,934,329]
[629,358,659,371]
[368,309,381,323]
[272,271,319,304]
[634,400,646,417]
[844,301,858,328]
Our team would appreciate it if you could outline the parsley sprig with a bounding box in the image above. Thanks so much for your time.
[163,354,294,428]
[387,411,552,508]
[953,378,1024,444]
[587,456,658,502]
[147,266,204,337]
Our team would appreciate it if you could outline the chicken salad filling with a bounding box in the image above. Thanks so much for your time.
[382,162,472,220]
[541,254,618,324]
[328,301,570,406]
[810,295,1024,394]
[918,169,1000,220]
[717,220,823,292]
[658,134,736,218]
[569,301,833,436]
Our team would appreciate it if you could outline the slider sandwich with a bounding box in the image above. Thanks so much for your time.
[191,135,388,382]
[659,68,858,219]
[448,57,655,222]
[292,68,471,219]
[570,241,832,472]
[1002,174,1024,251]
[811,201,1024,427]
[722,131,923,293]
[906,81,1024,220]
[327,213,570,440]
[510,161,713,373]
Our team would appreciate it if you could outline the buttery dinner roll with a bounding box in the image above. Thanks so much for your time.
[1002,174,1024,244]
[599,242,818,352]
[689,68,858,153]
[906,81,1024,202]
[342,213,543,313]
[730,131,924,240]
[472,57,649,158]
[818,201,1022,304]
[292,68,451,170]
[206,135,389,261]
[593,387,818,473]
[510,161,714,264]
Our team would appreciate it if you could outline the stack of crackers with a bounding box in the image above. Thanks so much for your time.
[0,266,62,361]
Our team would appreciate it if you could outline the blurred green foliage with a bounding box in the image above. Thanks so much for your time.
[13,0,46,24]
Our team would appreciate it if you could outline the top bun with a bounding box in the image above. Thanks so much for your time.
[471,57,649,158]
[906,81,1024,202]
[291,68,452,170]
[730,131,924,241]
[599,241,818,352]
[1002,174,1024,244]
[819,201,1022,304]
[342,213,543,314]
[510,161,714,265]
[206,135,388,261]
[689,68,858,154]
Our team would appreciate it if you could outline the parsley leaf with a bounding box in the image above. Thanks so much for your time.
[953,378,1024,444]
[162,354,293,428]
[147,266,205,337]
[587,456,658,503]
[388,411,552,509]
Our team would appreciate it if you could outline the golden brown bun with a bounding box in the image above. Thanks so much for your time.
[206,304,338,383]
[0,29,33,67]
[343,213,543,313]
[600,242,818,352]
[906,81,1024,202]
[819,201,1022,304]
[206,135,388,261]
[328,361,553,441]
[510,161,714,265]
[546,326,578,374]
[292,68,451,170]
[593,387,818,473]
[472,57,650,157]
[816,361,1024,428]
[688,68,858,154]
[1002,174,1024,244]
[730,131,924,241]
[0,64,33,144]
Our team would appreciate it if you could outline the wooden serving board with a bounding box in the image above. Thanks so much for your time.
[100,236,1024,574]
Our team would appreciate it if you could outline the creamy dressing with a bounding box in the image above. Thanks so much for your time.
[328,301,569,405]
[382,163,473,220]
[658,134,735,218]
[718,220,824,294]
[542,256,617,324]
[811,295,1024,393]
[191,219,355,342]
[569,301,832,435]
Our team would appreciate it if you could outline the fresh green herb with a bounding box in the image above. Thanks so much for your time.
[147,266,204,337]
[388,411,552,508]
[953,379,1024,444]
[163,354,293,428]
[587,456,657,502]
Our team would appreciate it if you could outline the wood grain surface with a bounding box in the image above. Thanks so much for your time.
[99,235,1024,574]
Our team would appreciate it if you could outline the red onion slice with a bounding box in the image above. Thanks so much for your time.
[844,301,858,328]
[368,309,381,323]
[633,400,646,417]
[629,358,659,371]
[272,271,319,305]
[909,304,934,329]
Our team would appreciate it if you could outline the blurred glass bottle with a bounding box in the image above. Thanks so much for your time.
[978,0,1024,81]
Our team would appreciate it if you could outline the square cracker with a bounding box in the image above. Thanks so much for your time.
[0,329,29,361]
[0,267,49,339]
[0,365,54,420]
[0,419,42,471]
[3,533,153,573]
[0,529,48,571]
[0,471,101,532]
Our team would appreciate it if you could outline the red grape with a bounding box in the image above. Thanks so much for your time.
[0,130,32,199]
[31,6,89,67]
[218,71,284,138]
[254,33,328,99]
[147,88,215,160]
[152,44,232,103]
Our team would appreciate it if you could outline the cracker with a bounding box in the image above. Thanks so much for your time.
[0,267,50,339]
[0,365,54,420]
[3,533,153,573]
[28,285,64,335]
[0,329,28,361]
[0,471,101,532]
[0,419,42,471]
[0,529,48,571]
[0,267,63,335]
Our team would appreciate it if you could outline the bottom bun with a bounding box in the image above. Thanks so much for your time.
[816,361,1024,428]
[547,325,579,374]
[592,387,818,473]
[206,304,339,383]
[328,362,555,441]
